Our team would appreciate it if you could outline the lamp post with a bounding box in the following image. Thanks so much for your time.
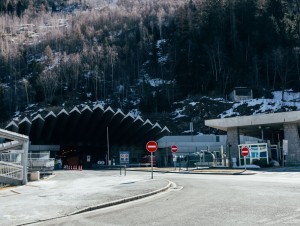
[107,127,110,165]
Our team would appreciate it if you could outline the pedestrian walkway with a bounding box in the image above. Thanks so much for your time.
[0,170,170,226]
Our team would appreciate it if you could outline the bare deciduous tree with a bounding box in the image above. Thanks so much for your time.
[38,70,59,103]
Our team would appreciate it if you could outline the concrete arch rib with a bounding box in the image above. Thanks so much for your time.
[118,116,144,145]
[29,114,45,143]
[75,105,93,144]
[5,121,19,133]
[84,105,104,145]
[92,107,115,145]
[153,126,171,141]
[130,119,154,145]
[50,109,69,144]
[18,117,31,136]
[107,109,125,137]
[139,122,162,145]
[40,111,57,144]
[111,113,135,144]
[64,107,81,145]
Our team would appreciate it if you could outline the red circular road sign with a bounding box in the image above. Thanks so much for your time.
[146,141,158,153]
[171,145,178,153]
[241,146,250,157]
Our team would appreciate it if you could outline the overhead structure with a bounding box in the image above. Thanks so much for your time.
[205,111,300,166]
[4,105,170,147]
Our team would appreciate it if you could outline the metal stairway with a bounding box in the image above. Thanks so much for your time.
[0,161,23,186]
[0,129,29,186]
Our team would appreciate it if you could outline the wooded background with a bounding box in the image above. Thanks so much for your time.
[0,0,299,122]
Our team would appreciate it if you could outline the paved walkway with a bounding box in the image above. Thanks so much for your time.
[0,170,170,226]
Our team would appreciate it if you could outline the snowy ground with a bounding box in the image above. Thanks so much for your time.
[219,90,300,118]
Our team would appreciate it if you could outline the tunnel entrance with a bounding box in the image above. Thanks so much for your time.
[56,145,108,169]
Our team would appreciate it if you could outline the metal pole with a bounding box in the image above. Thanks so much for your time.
[22,140,29,185]
[244,156,247,170]
[107,127,110,165]
[186,154,189,171]
[151,152,153,179]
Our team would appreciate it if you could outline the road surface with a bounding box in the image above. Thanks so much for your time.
[30,171,300,226]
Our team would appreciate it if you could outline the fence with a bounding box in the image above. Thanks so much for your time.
[27,152,55,173]
[171,145,227,169]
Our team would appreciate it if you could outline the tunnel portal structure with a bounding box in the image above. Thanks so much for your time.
[3,105,170,167]
[205,110,300,166]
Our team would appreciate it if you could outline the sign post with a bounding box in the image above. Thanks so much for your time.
[146,141,158,179]
[171,145,178,170]
[171,145,178,153]
[119,151,129,165]
[241,146,250,170]
[282,140,288,167]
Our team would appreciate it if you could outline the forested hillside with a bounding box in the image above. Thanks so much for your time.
[0,0,299,124]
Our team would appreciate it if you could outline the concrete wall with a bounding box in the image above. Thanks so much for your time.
[283,123,300,166]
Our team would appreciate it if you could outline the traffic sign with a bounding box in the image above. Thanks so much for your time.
[146,141,158,153]
[171,145,178,153]
[241,146,250,157]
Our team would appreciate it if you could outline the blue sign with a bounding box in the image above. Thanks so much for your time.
[120,151,129,164]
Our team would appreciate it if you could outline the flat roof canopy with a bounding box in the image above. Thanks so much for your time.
[205,111,300,139]
[4,105,170,147]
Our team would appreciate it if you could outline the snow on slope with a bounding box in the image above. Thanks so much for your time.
[219,91,300,118]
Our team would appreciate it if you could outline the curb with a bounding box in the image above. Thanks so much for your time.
[127,169,257,175]
[18,179,173,226]
[69,179,173,215]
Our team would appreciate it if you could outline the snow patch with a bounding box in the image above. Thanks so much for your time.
[129,109,141,118]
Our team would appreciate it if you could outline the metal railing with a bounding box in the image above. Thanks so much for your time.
[27,151,55,173]
[27,158,55,172]
[0,152,22,165]
[0,161,23,180]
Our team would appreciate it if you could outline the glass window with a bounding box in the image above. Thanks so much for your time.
[260,152,267,157]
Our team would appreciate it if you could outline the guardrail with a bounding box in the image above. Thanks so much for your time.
[27,158,55,173]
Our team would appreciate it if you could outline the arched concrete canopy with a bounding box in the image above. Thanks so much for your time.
[4,105,170,147]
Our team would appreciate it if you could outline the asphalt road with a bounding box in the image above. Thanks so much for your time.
[30,171,300,226]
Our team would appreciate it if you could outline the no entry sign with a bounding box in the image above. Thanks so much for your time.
[171,145,178,153]
[241,146,250,157]
[146,141,158,153]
